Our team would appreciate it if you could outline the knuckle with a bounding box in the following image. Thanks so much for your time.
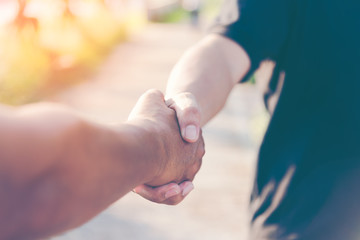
[139,188,167,203]
[165,98,175,108]
[173,92,199,110]
[178,92,195,101]
[200,136,206,152]
[196,142,205,158]
[145,89,163,98]
[200,145,205,157]
[150,194,165,204]
[188,159,202,178]
[184,106,200,118]
[194,159,202,174]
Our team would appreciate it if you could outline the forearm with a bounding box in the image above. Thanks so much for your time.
[166,34,250,126]
[0,103,159,239]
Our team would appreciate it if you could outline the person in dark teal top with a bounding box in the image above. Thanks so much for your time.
[215,1,360,239]
[137,0,360,239]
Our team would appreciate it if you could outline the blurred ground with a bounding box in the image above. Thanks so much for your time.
[49,23,267,240]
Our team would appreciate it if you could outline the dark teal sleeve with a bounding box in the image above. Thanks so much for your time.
[211,0,295,82]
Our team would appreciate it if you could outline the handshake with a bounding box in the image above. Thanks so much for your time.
[127,89,205,205]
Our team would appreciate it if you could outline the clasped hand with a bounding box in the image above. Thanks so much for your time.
[127,89,204,205]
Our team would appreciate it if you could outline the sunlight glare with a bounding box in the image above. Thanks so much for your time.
[0,0,18,26]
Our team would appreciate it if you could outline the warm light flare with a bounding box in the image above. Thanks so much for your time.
[0,0,18,26]
[0,0,147,105]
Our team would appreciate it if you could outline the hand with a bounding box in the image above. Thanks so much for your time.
[133,181,195,205]
[165,92,201,143]
[127,89,204,191]
[132,91,203,205]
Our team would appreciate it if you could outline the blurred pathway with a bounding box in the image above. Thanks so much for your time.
[50,23,267,240]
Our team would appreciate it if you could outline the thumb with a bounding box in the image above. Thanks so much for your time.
[165,92,201,143]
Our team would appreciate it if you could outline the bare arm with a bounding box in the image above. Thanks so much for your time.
[135,34,251,203]
[166,34,250,132]
[0,90,204,239]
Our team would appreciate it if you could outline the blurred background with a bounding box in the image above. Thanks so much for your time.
[0,0,223,105]
[0,0,271,239]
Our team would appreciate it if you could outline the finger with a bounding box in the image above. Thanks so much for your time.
[139,89,165,102]
[133,182,195,205]
[165,92,201,143]
[160,181,195,205]
[133,183,181,204]
[180,181,194,197]
[128,89,165,121]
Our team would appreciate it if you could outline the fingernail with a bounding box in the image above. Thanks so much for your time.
[185,125,197,141]
[165,186,180,199]
[182,182,194,196]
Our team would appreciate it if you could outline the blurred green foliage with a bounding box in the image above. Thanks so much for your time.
[156,7,189,23]
[201,0,224,17]
[152,0,224,24]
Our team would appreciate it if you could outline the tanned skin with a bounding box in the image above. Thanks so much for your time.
[0,89,204,239]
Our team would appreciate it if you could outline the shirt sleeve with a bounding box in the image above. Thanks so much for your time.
[211,0,295,82]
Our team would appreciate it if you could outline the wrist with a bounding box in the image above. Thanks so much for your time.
[115,121,165,185]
